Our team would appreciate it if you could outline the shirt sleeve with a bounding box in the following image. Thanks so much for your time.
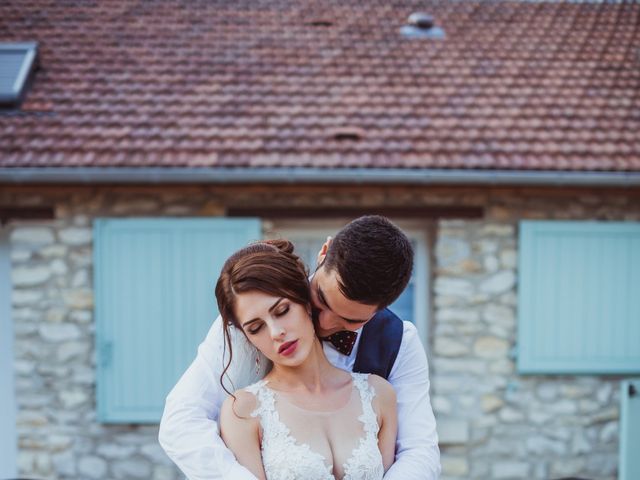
[158,315,258,480]
[384,321,441,480]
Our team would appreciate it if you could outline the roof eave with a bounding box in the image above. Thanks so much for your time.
[1,167,640,187]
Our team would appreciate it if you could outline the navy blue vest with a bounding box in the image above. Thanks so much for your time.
[352,308,404,379]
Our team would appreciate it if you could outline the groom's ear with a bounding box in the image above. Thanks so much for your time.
[316,236,332,267]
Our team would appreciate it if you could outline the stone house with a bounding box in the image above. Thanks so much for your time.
[1,1,639,479]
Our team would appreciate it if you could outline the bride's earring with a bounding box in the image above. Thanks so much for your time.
[255,355,261,375]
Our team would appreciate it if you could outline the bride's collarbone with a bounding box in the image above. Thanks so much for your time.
[271,380,355,413]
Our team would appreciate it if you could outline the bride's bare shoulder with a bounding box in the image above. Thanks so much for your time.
[367,374,397,407]
[220,388,260,423]
[219,389,265,479]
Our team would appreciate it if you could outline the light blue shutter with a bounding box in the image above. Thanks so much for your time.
[620,379,640,480]
[518,221,640,374]
[94,218,260,423]
[0,229,17,477]
[619,379,640,480]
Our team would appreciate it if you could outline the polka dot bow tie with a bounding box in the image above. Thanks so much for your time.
[321,330,358,356]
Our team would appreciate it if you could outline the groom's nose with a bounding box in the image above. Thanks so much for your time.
[318,309,340,329]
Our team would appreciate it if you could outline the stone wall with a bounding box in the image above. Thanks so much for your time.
[430,190,640,480]
[433,220,621,480]
[10,203,180,480]
[4,185,640,479]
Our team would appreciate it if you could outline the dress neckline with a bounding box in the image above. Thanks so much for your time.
[251,372,377,480]
[262,376,356,415]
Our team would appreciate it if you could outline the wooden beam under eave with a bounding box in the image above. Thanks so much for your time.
[226,206,484,219]
[0,206,55,226]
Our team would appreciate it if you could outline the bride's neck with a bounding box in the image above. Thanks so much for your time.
[267,339,336,393]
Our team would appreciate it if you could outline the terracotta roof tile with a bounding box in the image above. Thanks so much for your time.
[1,0,639,171]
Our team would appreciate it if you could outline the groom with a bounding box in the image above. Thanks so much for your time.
[159,215,441,479]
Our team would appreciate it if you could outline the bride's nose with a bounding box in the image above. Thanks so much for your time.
[269,322,286,340]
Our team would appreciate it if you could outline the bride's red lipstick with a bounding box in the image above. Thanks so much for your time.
[278,340,298,356]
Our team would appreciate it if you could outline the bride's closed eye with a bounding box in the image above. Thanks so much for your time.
[248,323,263,335]
[246,305,290,335]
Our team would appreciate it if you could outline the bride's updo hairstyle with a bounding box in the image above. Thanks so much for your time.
[215,239,311,393]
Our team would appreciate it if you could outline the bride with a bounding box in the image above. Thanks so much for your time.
[217,240,397,480]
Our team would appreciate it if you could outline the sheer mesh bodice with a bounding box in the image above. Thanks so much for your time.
[244,372,384,480]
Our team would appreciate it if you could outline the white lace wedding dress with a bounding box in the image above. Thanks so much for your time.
[244,372,384,480]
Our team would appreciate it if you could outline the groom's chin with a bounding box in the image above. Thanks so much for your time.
[314,324,328,338]
[315,324,338,338]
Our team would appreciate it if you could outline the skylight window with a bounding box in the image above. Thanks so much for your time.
[0,42,38,107]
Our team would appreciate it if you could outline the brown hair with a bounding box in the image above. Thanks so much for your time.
[323,215,413,309]
[215,239,310,394]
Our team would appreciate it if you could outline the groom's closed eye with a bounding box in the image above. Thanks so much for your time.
[344,318,367,325]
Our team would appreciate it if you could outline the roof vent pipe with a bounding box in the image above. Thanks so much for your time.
[400,12,445,40]
[408,12,434,29]
[306,19,333,27]
[328,126,366,142]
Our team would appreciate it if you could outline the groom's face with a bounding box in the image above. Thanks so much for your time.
[310,264,378,337]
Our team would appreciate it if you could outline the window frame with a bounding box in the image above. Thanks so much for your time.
[0,42,38,106]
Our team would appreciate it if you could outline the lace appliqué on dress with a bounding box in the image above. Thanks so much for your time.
[342,374,385,480]
[246,380,334,480]
[245,372,384,480]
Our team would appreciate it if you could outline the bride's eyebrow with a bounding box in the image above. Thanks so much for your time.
[241,318,260,328]
[268,298,285,313]
[241,298,285,328]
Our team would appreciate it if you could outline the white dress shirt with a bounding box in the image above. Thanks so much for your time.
[159,315,440,479]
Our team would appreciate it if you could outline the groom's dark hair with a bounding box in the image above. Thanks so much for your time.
[323,215,413,309]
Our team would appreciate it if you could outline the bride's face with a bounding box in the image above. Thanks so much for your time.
[234,290,316,367]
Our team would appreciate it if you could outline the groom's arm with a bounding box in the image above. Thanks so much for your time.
[158,316,257,480]
[384,322,441,480]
